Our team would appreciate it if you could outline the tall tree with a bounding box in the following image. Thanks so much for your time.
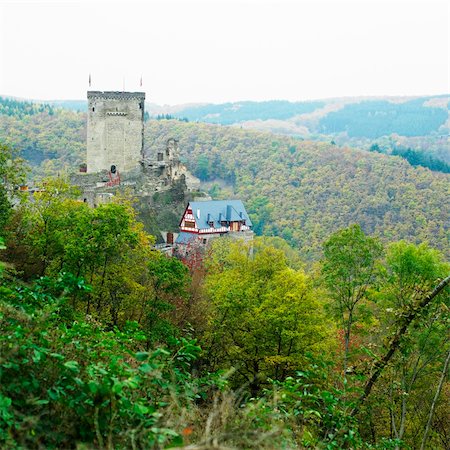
[322,224,383,377]
[204,239,331,396]
[362,242,450,446]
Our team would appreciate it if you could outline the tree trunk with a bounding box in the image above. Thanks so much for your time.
[351,275,450,417]
[419,347,450,450]
[343,307,354,382]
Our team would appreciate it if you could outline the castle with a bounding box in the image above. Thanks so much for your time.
[74,90,199,209]
[75,90,252,252]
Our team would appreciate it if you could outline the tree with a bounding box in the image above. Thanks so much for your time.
[359,242,449,446]
[204,239,330,396]
[322,224,383,377]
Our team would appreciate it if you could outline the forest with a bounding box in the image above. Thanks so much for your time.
[0,96,449,448]
[0,100,449,261]
[2,95,449,172]
[0,141,449,449]
[144,120,449,261]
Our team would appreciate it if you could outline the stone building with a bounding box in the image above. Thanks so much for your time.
[86,91,145,173]
[142,138,194,189]
[72,89,201,240]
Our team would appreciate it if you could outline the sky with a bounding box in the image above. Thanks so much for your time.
[0,0,448,104]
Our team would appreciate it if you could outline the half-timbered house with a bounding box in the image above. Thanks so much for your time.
[175,200,253,252]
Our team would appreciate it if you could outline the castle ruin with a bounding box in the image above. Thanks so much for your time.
[72,90,200,239]
[86,91,145,174]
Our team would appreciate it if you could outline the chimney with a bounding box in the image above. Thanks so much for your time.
[226,205,232,221]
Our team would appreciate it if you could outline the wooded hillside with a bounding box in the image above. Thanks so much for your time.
[0,101,448,261]
[145,120,450,260]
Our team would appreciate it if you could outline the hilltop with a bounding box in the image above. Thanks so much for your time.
[0,98,448,260]
[4,93,448,170]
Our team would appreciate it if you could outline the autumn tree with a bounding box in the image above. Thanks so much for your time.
[361,242,450,447]
[322,224,383,376]
[204,238,331,396]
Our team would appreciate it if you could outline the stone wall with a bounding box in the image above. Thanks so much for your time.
[87,91,145,173]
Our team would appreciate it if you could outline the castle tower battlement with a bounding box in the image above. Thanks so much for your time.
[87,90,145,173]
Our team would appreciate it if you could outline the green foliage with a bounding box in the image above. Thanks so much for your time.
[0,142,27,233]
[360,242,450,448]
[203,239,331,395]
[273,362,364,449]
[0,107,86,176]
[322,225,384,374]
[1,94,449,447]
[144,254,190,343]
[319,99,448,138]
[392,147,450,173]
[0,97,55,118]
[1,101,449,259]
[0,188,10,234]
[322,224,383,307]
[154,113,188,122]
[0,274,204,448]
[1,207,449,448]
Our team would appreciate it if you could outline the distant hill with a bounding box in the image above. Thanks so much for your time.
[47,100,87,112]
[166,96,450,166]
[0,97,55,118]
[0,97,448,260]
[9,94,447,166]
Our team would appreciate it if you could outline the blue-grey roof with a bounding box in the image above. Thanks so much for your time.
[188,200,252,230]
[175,232,198,244]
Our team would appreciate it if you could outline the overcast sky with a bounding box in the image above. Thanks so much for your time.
[0,0,448,104]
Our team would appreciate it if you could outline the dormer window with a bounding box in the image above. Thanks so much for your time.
[206,213,214,228]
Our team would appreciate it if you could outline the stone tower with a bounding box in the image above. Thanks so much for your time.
[86,91,145,173]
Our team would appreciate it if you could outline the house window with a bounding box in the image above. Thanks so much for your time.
[92,107,95,112]
[203,239,207,244]
[184,221,195,228]
[208,220,214,227]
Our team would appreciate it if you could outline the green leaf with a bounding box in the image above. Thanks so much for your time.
[64,361,80,372]
[32,349,43,363]
[139,363,155,374]
[135,351,149,361]
[134,403,149,415]
[112,382,123,394]
[88,381,98,394]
